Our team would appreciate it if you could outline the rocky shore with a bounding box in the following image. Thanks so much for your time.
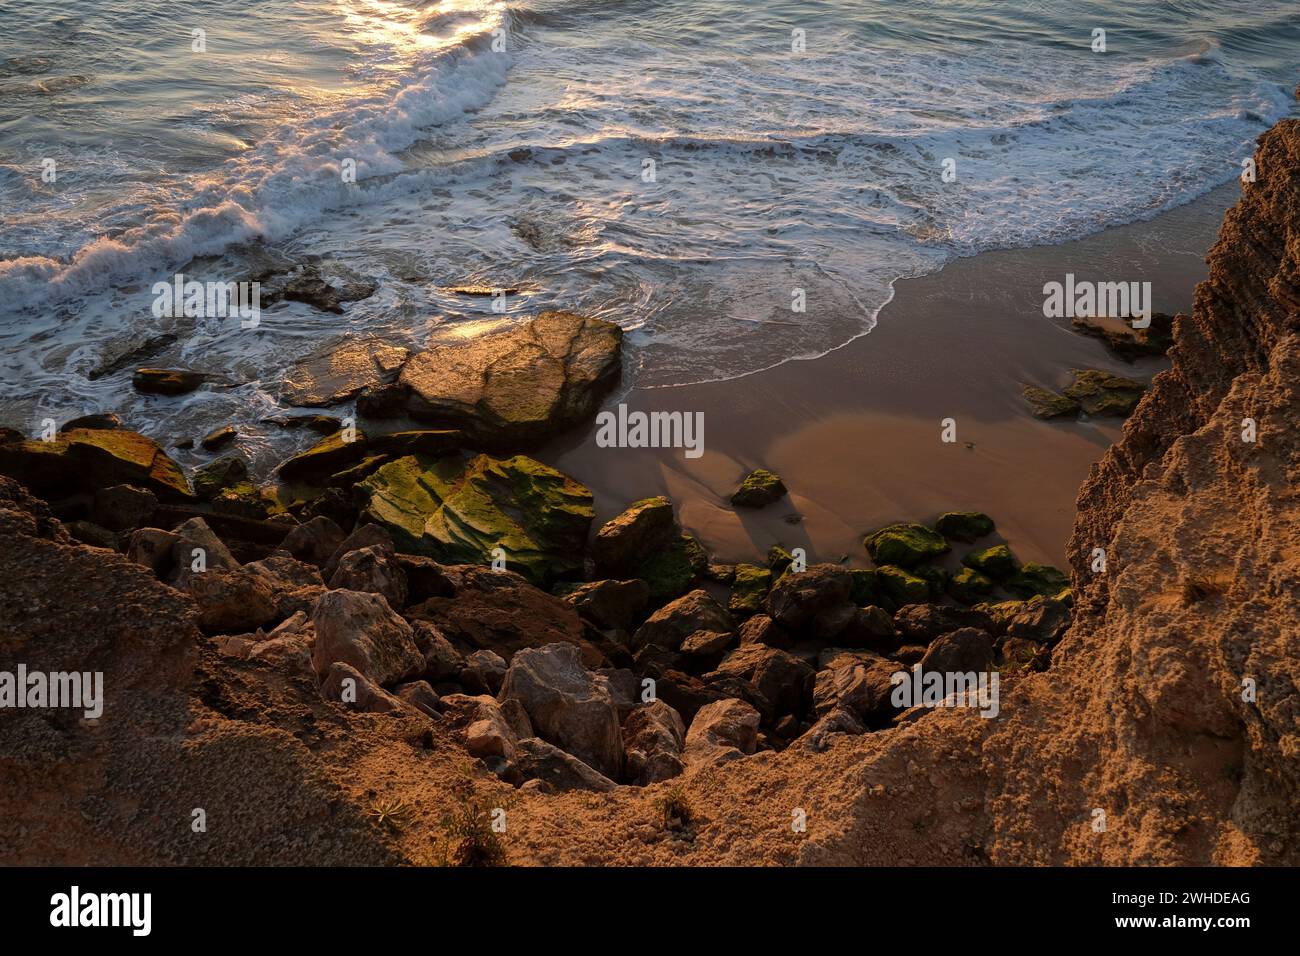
[2,112,1298,867]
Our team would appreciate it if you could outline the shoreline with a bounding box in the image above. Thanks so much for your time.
[541,182,1239,568]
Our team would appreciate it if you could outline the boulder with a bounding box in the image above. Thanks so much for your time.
[463,696,521,761]
[281,337,409,407]
[406,565,603,666]
[876,565,932,605]
[863,522,949,568]
[170,517,240,575]
[61,412,124,431]
[709,644,814,718]
[357,453,593,587]
[737,613,793,649]
[801,706,867,752]
[1070,312,1174,362]
[677,630,736,672]
[323,523,394,578]
[684,699,760,766]
[812,656,899,724]
[461,649,508,695]
[320,662,404,714]
[730,469,787,508]
[258,261,377,313]
[184,569,279,633]
[560,578,649,631]
[632,589,734,653]
[131,368,210,396]
[1006,563,1070,599]
[949,566,995,604]
[281,515,347,568]
[893,603,994,643]
[399,311,622,448]
[126,527,179,577]
[91,484,157,532]
[497,643,623,778]
[310,589,424,685]
[411,620,465,681]
[394,680,441,719]
[1005,596,1072,645]
[622,700,686,785]
[329,544,408,609]
[728,563,771,615]
[242,553,327,618]
[591,496,677,576]
[765,564,851,632]
[276,428,372,485]
[634,532,708,602]
[192,456,249,502]
[0,428,192,501]
[199,426,238,451]
[933,511,995,543]
[962,544,1019,580]
[513,738,618,793]
[918,628,995,673]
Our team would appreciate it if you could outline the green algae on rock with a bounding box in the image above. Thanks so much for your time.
[1022,384,1080,419]
[1062,369,1146,417]
[0,427,192,500]
[933,511,995,542]
[948,566,994,604]
[635,532,708,602]
[729,469,787,508]
[876,564,930,606]
[962,543,1019,580]
[728,564,772,615]
[193,456,249,501]
[592,495,677,576]
[357,452,594,587]
[1006,562,1071,600]
[864,522,949,568]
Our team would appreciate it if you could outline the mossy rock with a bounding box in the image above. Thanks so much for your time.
[193,456,249,501]
[876,565,930,606]
[949,566,994,604]
[933,511,995,543]
[768,545,795,577]
[730,469,788,508]
[635,532,708,602]
[962,544,1019,580]
[848,567,884,606]
[1005,562,1070,599]
[592,495,677,575]
[863,522,949,568]
[357,452,594,587]
[915,565,949,599]
[0,427,192,501]
[974,599,1028,632]
[1062,370,1145,417]
[1022,384,1080,420]
[728,564,772,615]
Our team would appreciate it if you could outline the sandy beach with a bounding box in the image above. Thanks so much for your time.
[543,184,1238,569]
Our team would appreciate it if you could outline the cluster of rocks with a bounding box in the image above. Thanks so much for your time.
[1023,369,1146,420]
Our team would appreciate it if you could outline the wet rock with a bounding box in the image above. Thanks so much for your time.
[684,699,760,766]
[131,368,211,396]
[863,522,949,568]
[281,515,347,568]
[0,427,192,501]
[276,429,368,483]
[281,337,410,407]
[90,484,157,532]
[514,738,617,793]
[1062,369,1145,417]
[623,700,686,785]
[1071,312,1174,362]
[61,413,124,432]
[632,589,733,653]
[259,262,377,314]
[709,644,814,719]
[918,628,994,673]
[730,468,787,508]
[497,643,623,779]
[560,578,649,631]
[320,662,404,714]
[358,452,593,588]
[399,311,622,448]
[310,589,424,685]
[263,413,342,434]
[329,544,408,609]
[199,425,238,451]
[591,496,676,577]
[933,511,995,543]
[87,334,178,381]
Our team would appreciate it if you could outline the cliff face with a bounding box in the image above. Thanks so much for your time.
[2,121,1297,868]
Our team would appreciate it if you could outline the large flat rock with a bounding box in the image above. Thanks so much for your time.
[398,311,622,449]
[281,337,409,407]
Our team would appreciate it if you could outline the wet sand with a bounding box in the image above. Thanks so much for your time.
[540,183,1238,568]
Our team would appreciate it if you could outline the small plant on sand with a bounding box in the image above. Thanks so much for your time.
[438,776,508,867]
[366,797,414,833]
[1182,574,1228,605]
[652,783,695,834]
